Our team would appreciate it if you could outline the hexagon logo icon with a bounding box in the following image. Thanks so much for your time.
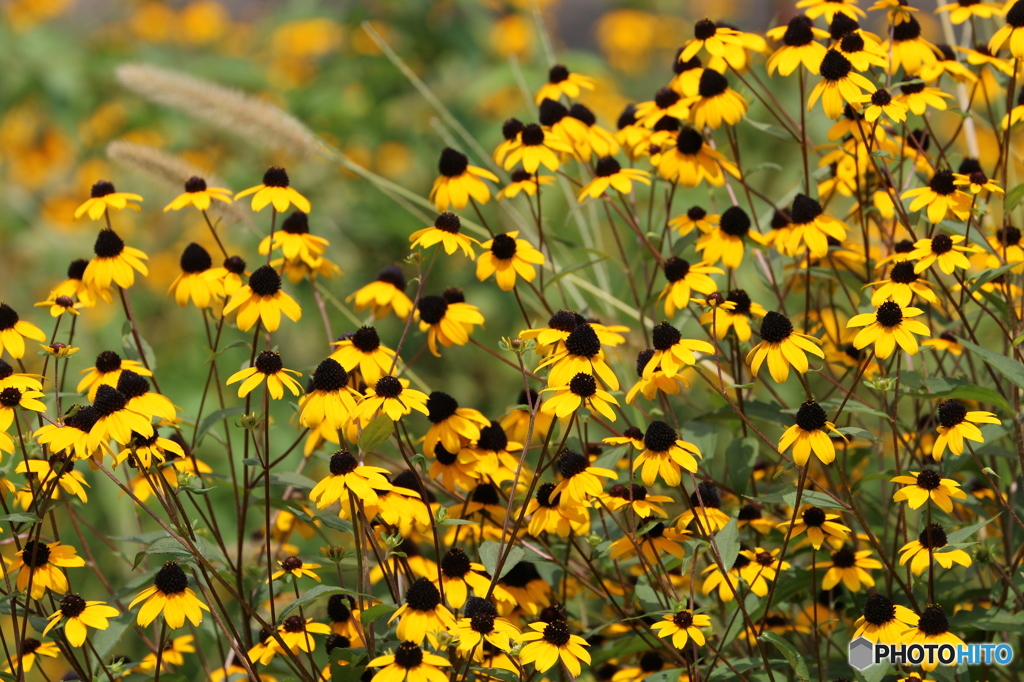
[848,637,875,670]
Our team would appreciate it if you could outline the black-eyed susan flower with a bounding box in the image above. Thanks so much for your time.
[476,231,545,291]
[83,229,149,291]
[77,350,151,400]
[847,301,930,358]
[537,322,619,390]
[626,349,691,403]
[643,322,714,379]
[501,123,574,173]
[87,384,154,450]
[701,551,749,602]
[635,88,691,129]
[310,450,393,508]
[389,577,456,644]
[766,16,830,76]
[259,210,329,267]
[129,561,208,629]
[932,398,1000,459]
[784,194,849,259]
[892,469,967,512]
[428,442,479,492]
[74,180,143,220]
[168,243,224,309]
[984,224,1024,270]
[922,331,964,355]
[675,481,732,533]
[3,639,59,674]
[779,399,845,466]
[658,127,741,189]
[349,265,413,321]
[368,641,450,682]
[870,0,918,23]
[494,118,524,165]
[421,390,488,458]
[700,289,767,341]
[410,212,480,258]
[357,375,429,422]
[938,0,1001,23]
[227,350,303,399]
[330,327,397,387]
[115,429,186,467]
[634,420,703,487]
[652,610,711,649]
[3,540,84,600]
[799,0,866,20]
[679,18,748,65]
[578,156,650,202]
[17,454,90,502]
[497,169,555,200]
[906,233,977,274]
[696,206,768,269]
[777,506,851,549]
[222,265,301,332]
[550,448,617,504]
[863,88,908,123]
[270,556,321,582]
[235,167,310,213]
[868,261,938,307]
[519,619,591,675]
[615,104,651,159]
[495,561,551,616]
[0,304,45,363]
[42,595,119,647]
[737,504,776,535]
[738,547,791,597]
[836,29,888,70]
[460,421,523,485]
[534,64,594,104]
[542,373,619,422]
[896,80,952,115]
[417,290,484,357]
[450,598,520,655]
[853,593,918,643]
[164,176,233,212]
[685,69,748,129]
[885,16,942,72]
[34,295,83,318]
[206,254,248,297]
[265,616,332,659]
[300,359,361,431]
[658,257,722,317]
[819,546,882,591]
[989,0,1024,57]
[50,258,103,307]
[669,52,705,96]
[34,405,102,462]
[561,104,620,160]
[433,551,488,609]
[955,168,1003,196]
[902,605,965,672]
[525,483,589,537]
[808,50,875,119]
[602,483,672,518]
[609,516,690,562]
[746,311,825,383]
[327,594,365,645]
[669,205,717,237]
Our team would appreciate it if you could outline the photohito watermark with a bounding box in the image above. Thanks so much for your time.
[848,637,1014,670]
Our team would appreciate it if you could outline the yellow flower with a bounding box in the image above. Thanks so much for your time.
[989,1,1024,57]
[863,88,909,123]
[258,211,330,267]
[77,350,151,400]
[227,350,303,399]
[409,212,480,258]
[883,16,942,73]
[852,593,919,643]
[746,311,825,383]
[633,420,703,487]
[896,81,953,115]
[899,524,972,575]
[820,547,882,591]
[932,399,1000,459]
[867,261,938,307]
[651,610,711,649]
[74,180,143,220]
[892,469,967,512]
[299,358,362,431]
[42,595,119,647]
[348,265,414,321]
[234,166,311,213]
[330,326,397,386]
[430,148,498,211]
[501,124,574,173]
[578,156,650,201]
[222,265,302,332]
[33,295,83,318]
[449,601,521,653]
[416,290,484,357]
[164,176,232,211]
[938,0,1001,23]
[83,229,150,290]
[0,303,47,359]
[635,88,691,128]
[655,127,741,187]
[542,372,619,422]
[679,19,750,67]
[777,506,851,550]
[310,450,394,508]
[389,578,456,644]
[476,231,545,291]
[367,641,450,682]
[954,169,1003,195]
[921,331,963,355]
[524,483,590,537]
[3,639,59,674]
[847,302,930,358]
[497,169,555,200]
[356,375,429,422]
[129,562,209,629]
[779,399,845,466]
[766,16,830,76]
[169,243,225,309]
[699,289,767,341]
[269,556,321,582]
[808,50,876,119]
[684,69,748,129]
[519,620,591,676]
[2,540,85,600]
[534,64,595,104]
[901,605,964,672]
[49,258,105,307]
[797,0,866,21]
[696,206,768,269]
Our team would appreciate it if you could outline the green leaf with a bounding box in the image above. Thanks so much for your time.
[642,670,686,682]
[760,631,810,681]
[121,321,157,371]
[319,514,355,535]
[269,472,317,490]
[196,406,244,444]
[838,427,883,443]
[905,380,1012,413]
[359,414,394,453]
[0,512,41,525]
[90,612,134,661]
[438,518,478,526]
[946,514,1000,544]
[714,518,740,571]
[957,337,1024,393]
[478,540,525,580]
[360,603,396,625]
[744,118,792,141]
[726,438,758,495]
[278,585,368,621]
[1006,182,1024,211]
[331,648,368,682]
